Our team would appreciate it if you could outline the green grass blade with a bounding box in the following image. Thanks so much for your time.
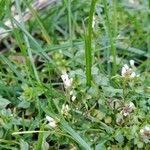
[60,119,91,150]
[14,0,40,84]
[103,0,117,75]
[12,18,58,69]
[35,124,45,150]
[23,0,51,44]
[85,0,96,86]
[0,55,26,82]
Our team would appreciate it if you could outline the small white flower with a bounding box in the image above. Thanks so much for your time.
[121,61,140,78]
[128,102,135,109]
[71,95,76,101]
[121,64,137,78]
[129,60,135,67]
[121,64,131,76]
[46,116,57,128]
[140,125,150,141]
[92,16,96,29]
[120,102,135,117]
[61,104,70,116]
[61,73,73,89]
[70,90,76,101]
[130,72,136,78]
[124,64,129,70]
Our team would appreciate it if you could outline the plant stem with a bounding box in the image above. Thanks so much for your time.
[85,0,96,86]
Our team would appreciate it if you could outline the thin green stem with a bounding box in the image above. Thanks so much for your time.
[85,0,96,86]
[112,0,117,37]
[68,0,73,47]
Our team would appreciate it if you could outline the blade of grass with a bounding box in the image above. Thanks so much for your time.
[112,0,117,37]
[103,0,117,75]
[60,119,91,150]
[0,55,26,82]
[12,18,59,70]
[11,27,33,85]
[64,0,73,48]
[42,108,92,149]
[14,0,40,84]
[39,98,92,150]
[35,124,45,150]
[85,0,96,86]
[0,0,6,19]
[23,0,51,44]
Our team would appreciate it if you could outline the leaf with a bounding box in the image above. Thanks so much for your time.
[0,96,11,109]
[18,100,30,109]
[102,86,123,97]
[95,142,106,150]
[20,139,29,150]
[115,133,124,143]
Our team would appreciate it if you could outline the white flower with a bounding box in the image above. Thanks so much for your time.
[92,16,96,29]
[61,73,73,89]
[129,60,135,67]
[140,125,150,134]
[70,90,76,101]
[61,104,70,116]
[140,125,150,143]
[46,116,57,128]
[121,64,131,76]
[121,64,136,78]
[130,72,136,78]
[128,102,135,109]
[120,102,135,117]
[71,95,76,101]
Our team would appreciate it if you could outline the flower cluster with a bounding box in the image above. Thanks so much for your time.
[120,102,135,117]
[60,72,76,117]
[61,73,73,89]
[61,72,76,101]
[61,104,70,116]
[121,60,139,78]
[121,64,136,78]
[140,125,150,143]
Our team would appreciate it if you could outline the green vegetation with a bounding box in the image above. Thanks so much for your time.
[0,0,150,149]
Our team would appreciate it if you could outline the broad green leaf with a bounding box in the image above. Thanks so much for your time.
[18,100,30,109]
[95,136,109,150]
[0,96,10,109]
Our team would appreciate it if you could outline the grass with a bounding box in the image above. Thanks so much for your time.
[0,0,150,149]
[84,0,96,86]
